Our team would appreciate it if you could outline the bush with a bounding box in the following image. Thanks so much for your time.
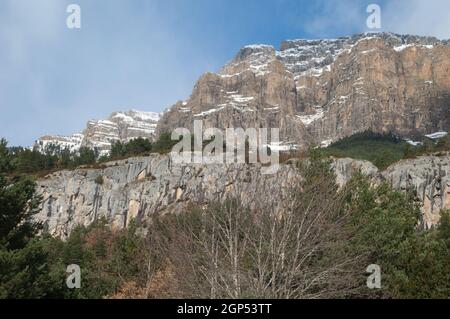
[95,175,104,185]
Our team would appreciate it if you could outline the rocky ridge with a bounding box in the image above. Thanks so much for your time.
[35,110,160,155]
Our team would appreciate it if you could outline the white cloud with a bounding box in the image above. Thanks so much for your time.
[0,0,221,146]
[0,0,64,66]
[384,0,450,39]
[300,0,450,40]
[301,0,364,37]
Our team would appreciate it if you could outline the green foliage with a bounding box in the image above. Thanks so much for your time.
[95,175,104,185]
[0,163,63,298]
[0,175,42,250]
[74,147,98,167]
[28,219,150,299]
[344,174,449,298]
[0,134,181,177]
[0,238,65,299]
[405,131,450,158]
[0,139,98,176]
[437,210,450,248]
[110,137,153,158]
[110,141,126,158]
[108,221,147,282]
[345,176,419,255]
[319,130,450,169]
[0,139,13,174]
[53,221,118,299]
[150,132,179,153]
[389,233,450,298]
[320,131,406,169]
[1,136,450,299]
[109,133,179,160]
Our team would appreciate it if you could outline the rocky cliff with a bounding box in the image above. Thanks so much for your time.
[35,155,302,238]
[156,33,450,148]
[35,110,160,155]
[34,33,450,153]
[382,154,450,228]
[35,153,450,238]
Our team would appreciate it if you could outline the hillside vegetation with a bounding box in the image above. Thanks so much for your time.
[319,131,450,169]
[0,133,177,177]
[4,129,450,178]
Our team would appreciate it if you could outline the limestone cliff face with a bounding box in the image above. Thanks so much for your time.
[35,153,450,238]
[381,155,450,229]
[307,37,450,144]
[35,155,303,238]
[156,47,310,149]
[156,33,450,148]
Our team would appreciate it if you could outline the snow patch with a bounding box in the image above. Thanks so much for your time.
[179,107,191,113]
[404,139,423,146]
[394,44,434,52]
[320,139,333,148]
[263,142,299,152]
[230,94,254,103]
[193,106,226,118]
[296,108,325,126]
[425,132,448,139]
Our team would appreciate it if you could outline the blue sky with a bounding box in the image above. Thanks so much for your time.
[1,0,450,146]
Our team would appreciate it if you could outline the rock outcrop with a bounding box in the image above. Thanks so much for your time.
[35,110,160,155]
[35,154,302,238]
[35,153,450,238]
[381,154,450,229]
[156,33,450,148]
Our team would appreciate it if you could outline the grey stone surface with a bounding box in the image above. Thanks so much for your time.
[35,154,450,238]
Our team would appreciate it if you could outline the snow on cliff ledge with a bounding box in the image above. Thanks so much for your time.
[35,110,161,155]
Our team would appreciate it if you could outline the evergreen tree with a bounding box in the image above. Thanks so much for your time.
[0,139,13,174]
[0,175,42,250]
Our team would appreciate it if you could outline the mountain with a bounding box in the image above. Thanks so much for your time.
[156,32,450,148]
[35,110,160,155]
[35,33,450,153]
[31,32,450,236]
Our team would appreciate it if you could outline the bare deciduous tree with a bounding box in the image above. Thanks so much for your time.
[141,160,368,299]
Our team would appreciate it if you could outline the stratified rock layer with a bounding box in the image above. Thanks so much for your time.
[35,110,160,155]
[381,155,450,228]
[35,153,450,238]
[35,155,301,238]
[157,33,450,148]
